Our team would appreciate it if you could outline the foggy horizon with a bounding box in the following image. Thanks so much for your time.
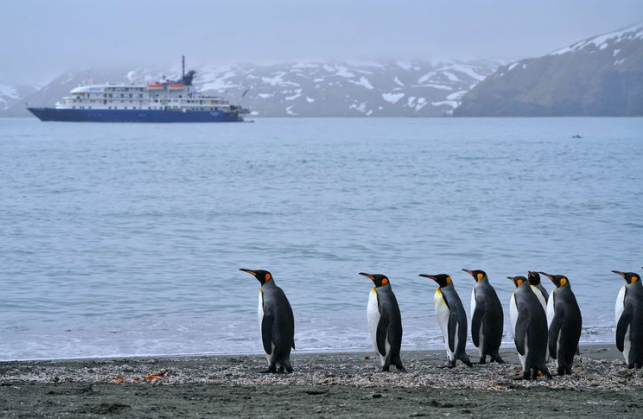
[2,0,643,84]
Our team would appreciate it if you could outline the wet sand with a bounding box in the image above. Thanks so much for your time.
[1,345,641,418]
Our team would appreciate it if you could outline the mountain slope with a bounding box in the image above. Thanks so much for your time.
[455,23,643,116]
[0,83,38,114]
[4,60,501,117]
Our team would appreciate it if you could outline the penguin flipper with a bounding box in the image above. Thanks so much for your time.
[447,312,457,353]
[548,307,564,359]
[515,309,530,356]
[292,341,296,350]
[616,307,633,353]
[471,306,484,348]
[261,315,274,355]
[376,314,391,356]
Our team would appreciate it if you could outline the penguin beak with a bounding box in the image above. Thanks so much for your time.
[462,269,474,277]
[506,276,515,281]
[612,270,626,278]
[419,274,437,280]
[359,272,374,280]
[539,272,554,280]
[239,269,257,277]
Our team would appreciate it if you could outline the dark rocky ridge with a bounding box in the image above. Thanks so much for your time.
[455,23,643,116]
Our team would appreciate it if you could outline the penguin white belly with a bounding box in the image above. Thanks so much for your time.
[510,294,527,369]
[471,288,483,355]
[615,286,626,324]
[530,285,547,313]
[615,286,628,362]
[546,291,555,329]
[258,289,271,362]
[470,288,476,325]
[435,289,453,361]
[367,289,388,363]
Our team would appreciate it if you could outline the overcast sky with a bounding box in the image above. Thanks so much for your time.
[2,0,642,83]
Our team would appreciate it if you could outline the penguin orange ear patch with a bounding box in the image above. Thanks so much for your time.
[516,278,523,287]
[265,273,271,282]
[446,276,452,284]
[382,278,389,285]
[633,276,640,283]
[560,278,568,287]
[477,273,483,281]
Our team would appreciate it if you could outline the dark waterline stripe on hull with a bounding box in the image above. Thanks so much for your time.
[27,107,245,123]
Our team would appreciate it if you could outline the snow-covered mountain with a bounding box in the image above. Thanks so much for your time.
[193,60,500,116]
[456,23,643,116]
[3,59,502,117]
[0,83,38,113]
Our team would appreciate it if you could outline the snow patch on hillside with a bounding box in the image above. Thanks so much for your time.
[382,93,405,104]
[550,23,643,55]
[348,77,374,90]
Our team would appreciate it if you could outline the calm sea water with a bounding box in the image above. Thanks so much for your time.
[0,117,641,361]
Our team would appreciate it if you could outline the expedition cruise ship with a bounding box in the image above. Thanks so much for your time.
[28,57,250,123]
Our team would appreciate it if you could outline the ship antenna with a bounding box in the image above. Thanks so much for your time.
[182,55,185,79]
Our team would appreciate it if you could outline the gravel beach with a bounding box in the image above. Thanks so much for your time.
[1,345,642,418]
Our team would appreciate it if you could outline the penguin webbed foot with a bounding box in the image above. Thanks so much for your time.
[439,360,455,369]
[396,365,407,373]
[478,356,486,365]
[491,354,505,364]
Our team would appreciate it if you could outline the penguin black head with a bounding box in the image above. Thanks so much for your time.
[419,273,452,288]
[359,272,390,287]
[462,269,487,282]
[612,270,640,285]
[239,269,273,285]
[539,272,570,288]
[507,276,527,288]
[527,271,542,286]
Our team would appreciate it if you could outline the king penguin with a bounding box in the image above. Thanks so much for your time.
[419,273,472,368]
[612,270,643,369]
[540,272,582,375]
[240,269,295,373]
[360,272,406,372]
[528,271,548,312]
[508,276,552,379]
[462,269,504,364]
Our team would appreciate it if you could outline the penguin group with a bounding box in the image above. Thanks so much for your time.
[240,268,643,378]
